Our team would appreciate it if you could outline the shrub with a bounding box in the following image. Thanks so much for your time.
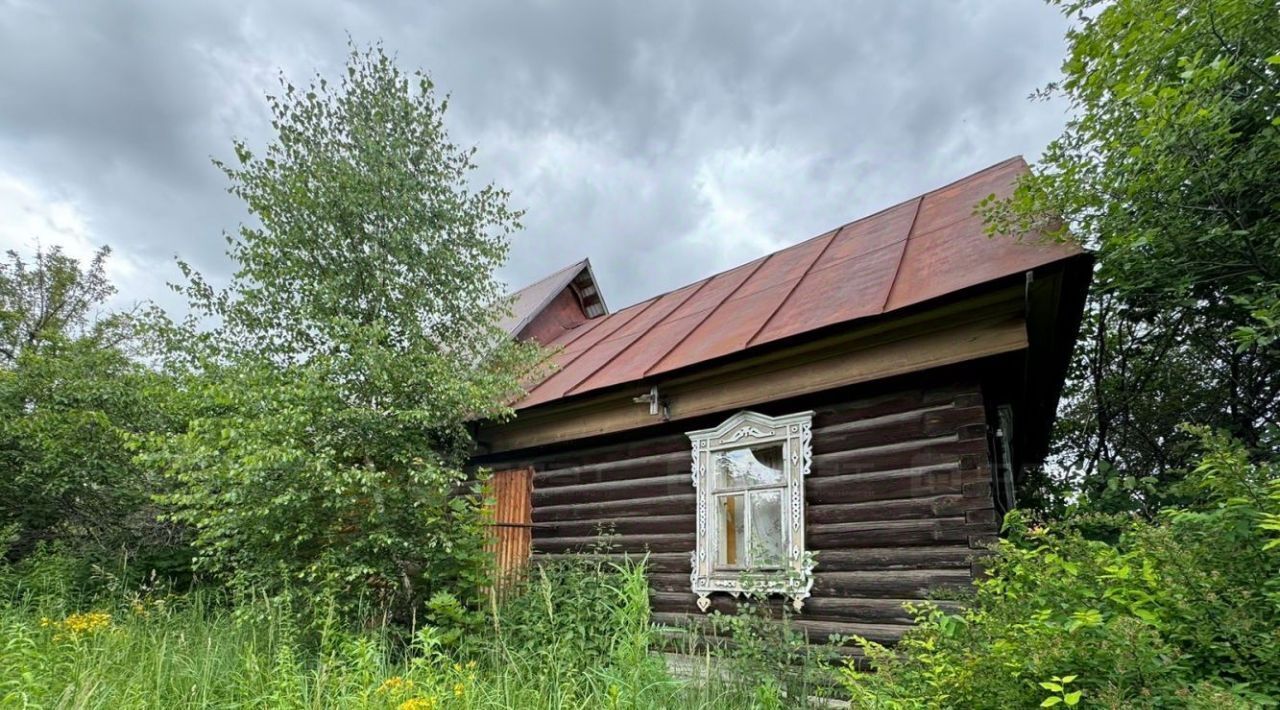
[841,429,1280,708]
[0,247,185,575]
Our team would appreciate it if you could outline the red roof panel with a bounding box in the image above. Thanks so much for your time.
[648,231,836,375]
[517,298,657,407]
[750,234,907,346]
[514,157,1084,410]
[566,258,768,388]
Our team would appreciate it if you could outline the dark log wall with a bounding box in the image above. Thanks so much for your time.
[494,378,997,650]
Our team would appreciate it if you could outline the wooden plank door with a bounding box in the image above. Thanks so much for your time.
[486,467,533,593]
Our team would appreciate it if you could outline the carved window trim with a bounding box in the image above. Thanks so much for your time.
[687,410,815,612]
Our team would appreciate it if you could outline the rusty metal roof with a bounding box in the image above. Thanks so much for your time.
[516,157,1083,410]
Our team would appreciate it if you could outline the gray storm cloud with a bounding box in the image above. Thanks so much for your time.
[0,0,1071,313]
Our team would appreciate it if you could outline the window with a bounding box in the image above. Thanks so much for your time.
[687,410,815,611]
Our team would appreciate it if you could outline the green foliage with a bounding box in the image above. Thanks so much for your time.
[700,589,845,704]
[981,0,1280,515]
[0,245,133,364]
[138,360,492,623]
[0,247,182,572]
[482,554,661,674]
[841,431,1280,708]
[143,42,546,624]
[0,550,799,709]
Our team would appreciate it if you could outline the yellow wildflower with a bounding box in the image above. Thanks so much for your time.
[453,682,465,698]
[398,698,437,710]
[52,611,112,635]
[465,660,477,670]
[377,676,415,694]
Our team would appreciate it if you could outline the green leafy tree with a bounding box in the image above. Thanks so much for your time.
[0,246,173,566]
[984,0,1280,514]
[143,43,545,622]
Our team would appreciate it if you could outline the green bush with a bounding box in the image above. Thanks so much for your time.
[0,246,188,579]
[842,429,1280,708]
[138,359,493,628]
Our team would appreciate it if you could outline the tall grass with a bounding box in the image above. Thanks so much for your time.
[0,551,841,709]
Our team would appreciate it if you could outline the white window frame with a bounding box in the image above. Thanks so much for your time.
[687,410,816,612]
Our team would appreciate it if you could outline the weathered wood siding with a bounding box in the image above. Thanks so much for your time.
[497,379,996,649]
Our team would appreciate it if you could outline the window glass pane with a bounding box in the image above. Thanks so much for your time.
[749,489,785,567]
[714,443,785,489]
[716,494,745,567]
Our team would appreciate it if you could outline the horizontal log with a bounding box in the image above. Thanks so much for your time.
[791,618,909,645]
[805,494,981,524]
[811,390,928,428]
[805,464,965,505]
[808,382,980,429]
[534,450,689,488]
[532,533,693,554]
[801,597,960,623]
[534,436,689,473]
[811,569,973,598]
[809,517,995,549]
[811,436,988,478]
[651,612,908,645]
[538,514,693,538]
[811,546,982,571]
[533,473,692,506]
[650,591,959,624]
[534,493,696,523]
[810,405,984,457]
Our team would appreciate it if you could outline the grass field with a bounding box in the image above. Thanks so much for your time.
[0,555,844,709]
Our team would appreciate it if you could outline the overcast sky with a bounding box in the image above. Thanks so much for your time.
[0,0,1073,315]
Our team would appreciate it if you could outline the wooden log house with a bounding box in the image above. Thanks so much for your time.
[473,157,1092,649]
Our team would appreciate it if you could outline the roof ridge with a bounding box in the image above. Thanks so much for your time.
[508,257,587,296]
[923,155,1024,198]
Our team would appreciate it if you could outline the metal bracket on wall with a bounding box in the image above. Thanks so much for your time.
[632,384,670,421]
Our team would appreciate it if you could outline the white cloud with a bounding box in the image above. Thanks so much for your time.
[0,170,175,312]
